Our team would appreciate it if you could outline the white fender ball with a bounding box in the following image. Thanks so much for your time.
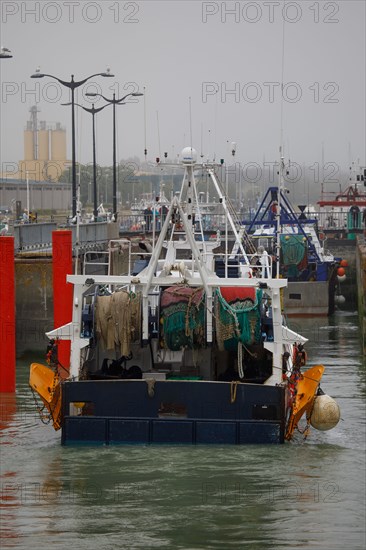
[310,394,341,431]
[335,295,346,305]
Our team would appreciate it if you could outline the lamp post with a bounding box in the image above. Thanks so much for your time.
[26,170,30,221]
[86,91,143,221]
[30,68,114,217]
[63,101,112,221]
[0,47,13,59]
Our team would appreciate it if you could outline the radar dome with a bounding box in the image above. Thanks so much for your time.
[181,147,197,164]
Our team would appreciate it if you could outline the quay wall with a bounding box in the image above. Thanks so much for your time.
[326,239,357,311]
[355,237,366,354]
[15,258,54,356]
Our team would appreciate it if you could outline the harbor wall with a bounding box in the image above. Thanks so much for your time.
[283,281,329,317]
[355,237,366,354]
[15,258,54,356]
[326,239,357,311]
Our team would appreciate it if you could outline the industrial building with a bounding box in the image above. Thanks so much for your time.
[2,105,69,182]
[0,178,71,213]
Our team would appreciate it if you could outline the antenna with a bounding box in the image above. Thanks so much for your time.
[200,122,204,160]
[279,2,286,158]
[189,96,193,147]
[143,86,147,160]
[321,142,325,200]
[213,93,217,162]
[156,110,161,159]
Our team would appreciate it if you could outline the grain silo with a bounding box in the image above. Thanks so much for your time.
[51,123,66,161]
[38,121,49,161]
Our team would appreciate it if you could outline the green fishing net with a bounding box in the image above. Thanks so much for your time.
[215,288,263,352]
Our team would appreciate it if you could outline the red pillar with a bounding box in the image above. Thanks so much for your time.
[52,230,73,373]
[0,236,16,392]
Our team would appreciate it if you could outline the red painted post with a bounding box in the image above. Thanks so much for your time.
[0,237,16,392]
[52,230,73,374]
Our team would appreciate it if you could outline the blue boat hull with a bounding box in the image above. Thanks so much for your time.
[61,380,286,445]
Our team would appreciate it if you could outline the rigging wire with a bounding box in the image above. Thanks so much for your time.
[200,122,204,160]
[116,103,119,197]
[189,96,193,148]
[279,1,286,158]
[213,92,218,162]
[156,110,161,159]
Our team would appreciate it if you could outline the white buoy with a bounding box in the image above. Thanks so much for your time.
[335,294,346,305]
[337,274,346,282]
[310,394,341,431]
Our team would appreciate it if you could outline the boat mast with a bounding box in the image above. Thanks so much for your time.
[276,150,284,279]
[276,6,286,279]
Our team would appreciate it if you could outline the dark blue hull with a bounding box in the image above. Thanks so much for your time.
[61,380,286,445]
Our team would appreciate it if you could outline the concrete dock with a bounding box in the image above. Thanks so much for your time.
[356,236,366,354]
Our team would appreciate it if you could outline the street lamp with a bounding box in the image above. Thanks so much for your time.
[85,91,143,221]
[0,47,13,59]
[26,171,30,220]
[62,101,112,221]
[30,67,114,217]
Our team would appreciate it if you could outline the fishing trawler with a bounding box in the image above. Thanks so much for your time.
[29,148,340,445]
[243,184,344,316]
[318,163,366,237]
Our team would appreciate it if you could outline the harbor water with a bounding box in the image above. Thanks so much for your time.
[1,311,365,549]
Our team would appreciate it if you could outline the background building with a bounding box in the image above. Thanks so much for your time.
[4,105,69,183]
[0,178,71,213]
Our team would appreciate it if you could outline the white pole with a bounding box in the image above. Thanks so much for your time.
[225,141,229,278]
[75,166,81,275]
[26,170,30,219]
[225,158,228,278]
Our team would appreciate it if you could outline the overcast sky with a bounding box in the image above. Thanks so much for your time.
[0,0,365,184]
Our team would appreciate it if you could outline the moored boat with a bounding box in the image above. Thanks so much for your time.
[29,148,340,445]
[243,185,344,316]
[318,163,366,238]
